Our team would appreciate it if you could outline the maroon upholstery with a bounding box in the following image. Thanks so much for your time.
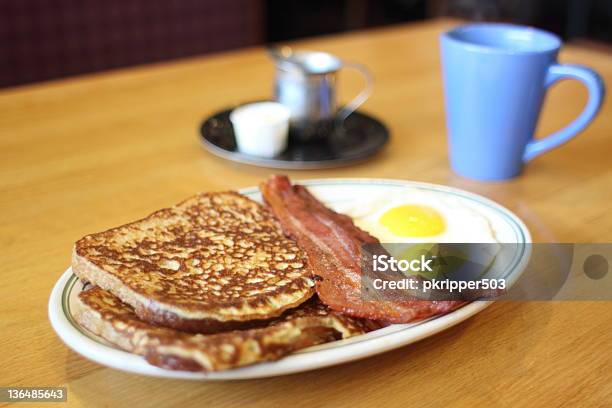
[0,0,263,88]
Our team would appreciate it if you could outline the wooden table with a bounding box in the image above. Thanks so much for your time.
[1,19,611,407]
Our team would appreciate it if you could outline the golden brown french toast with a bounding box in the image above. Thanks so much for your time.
[72,192,315,333]
[74,286,379,371]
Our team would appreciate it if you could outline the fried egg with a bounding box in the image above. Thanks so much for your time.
[331,189,501,280]
[333,189,499,243]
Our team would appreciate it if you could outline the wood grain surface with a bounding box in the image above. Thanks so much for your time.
[0,19,611,407]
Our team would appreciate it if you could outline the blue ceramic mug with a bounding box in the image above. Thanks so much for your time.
[441,23,605,181]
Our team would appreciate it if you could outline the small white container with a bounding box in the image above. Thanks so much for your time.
[229,102,291,158]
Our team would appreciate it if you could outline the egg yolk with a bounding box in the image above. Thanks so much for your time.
[379,205,445,237]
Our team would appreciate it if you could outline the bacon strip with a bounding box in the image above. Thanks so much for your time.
[260,175,467,324]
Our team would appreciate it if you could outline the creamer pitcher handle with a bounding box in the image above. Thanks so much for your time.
[337,62,374,123]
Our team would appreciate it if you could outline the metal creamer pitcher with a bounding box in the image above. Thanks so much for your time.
[270,48,373,141]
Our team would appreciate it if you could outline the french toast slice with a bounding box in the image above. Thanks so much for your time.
[73,191,315,333]
[74,286,379,371]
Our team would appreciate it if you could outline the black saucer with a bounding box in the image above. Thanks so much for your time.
[199,106,389,169]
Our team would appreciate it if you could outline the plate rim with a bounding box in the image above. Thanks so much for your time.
[48,178,531,380]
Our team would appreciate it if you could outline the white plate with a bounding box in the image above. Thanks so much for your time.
[49,178,531,380]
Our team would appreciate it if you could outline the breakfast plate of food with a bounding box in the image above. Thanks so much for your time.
[49,176,530,379]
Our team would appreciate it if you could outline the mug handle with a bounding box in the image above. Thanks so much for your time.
[336,62,374,123]
[523,63,605,162]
